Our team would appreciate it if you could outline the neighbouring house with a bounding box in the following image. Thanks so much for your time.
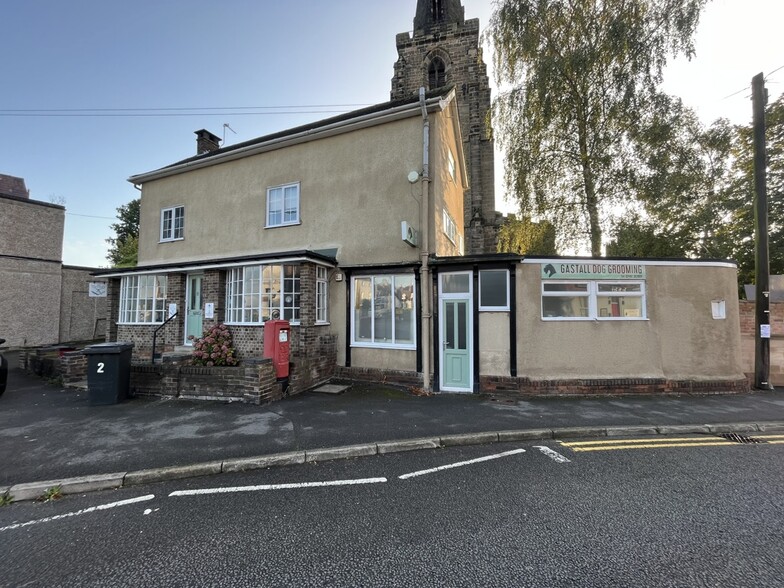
[0,174,107,348]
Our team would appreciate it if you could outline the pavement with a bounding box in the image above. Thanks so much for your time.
[2,352,784,501]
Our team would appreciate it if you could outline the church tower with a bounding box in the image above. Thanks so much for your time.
[392,0,498,254]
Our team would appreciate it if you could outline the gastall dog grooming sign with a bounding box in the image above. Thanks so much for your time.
[541,262,646,280]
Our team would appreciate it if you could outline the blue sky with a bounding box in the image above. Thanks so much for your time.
[3,0,782,267]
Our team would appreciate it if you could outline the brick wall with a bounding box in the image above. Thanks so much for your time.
[480,375,750,396]
[129,356,280,405]
[59,267,107,342]
[391,17,497,254]
[739,300,784,384]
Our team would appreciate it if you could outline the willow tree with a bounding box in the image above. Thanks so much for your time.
[487,0,706,255]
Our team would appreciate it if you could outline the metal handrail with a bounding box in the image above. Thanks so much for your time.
[151,311,178,365]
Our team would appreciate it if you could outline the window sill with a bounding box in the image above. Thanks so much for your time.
[159,237,184,244]
[350,342,416,351]
[265,221,301,229]
[479,307,510,312]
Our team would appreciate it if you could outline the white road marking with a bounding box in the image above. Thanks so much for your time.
[533,445,571,463]
[398,448,526,480]
[0,495,155,532]
[168,477,388,497]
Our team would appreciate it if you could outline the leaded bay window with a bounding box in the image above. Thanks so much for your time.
[119,275,168,324]
[352,274,415,348]
[541,281,646,320]
[316,266,328,323]
[226,264,300,324]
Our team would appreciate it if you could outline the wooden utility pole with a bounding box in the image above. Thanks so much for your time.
[752,72,772,390]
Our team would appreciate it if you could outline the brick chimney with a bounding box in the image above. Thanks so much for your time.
[195,129,221,155]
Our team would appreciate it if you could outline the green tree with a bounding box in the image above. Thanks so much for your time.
[106,198,139,267]
[497,215,558,255]
[487,0,706,255]
[622,93,733,257]
[711,93,784,288]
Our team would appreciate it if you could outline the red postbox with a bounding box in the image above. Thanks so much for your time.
[263,320,290,378]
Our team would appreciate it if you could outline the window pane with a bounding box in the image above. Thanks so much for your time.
[268,188,283,225]
[374,276,393,343]
[394,275,414,344]
[354,277,372,342]
[542,296,590,318]
[597,296,644,318]
[446,301,455,350]
[597,283,642,293]
[480,270,508,308]
[457,301,467,350]
[543,283,588,293]
[283,185,298,222]
[442,273,470,294]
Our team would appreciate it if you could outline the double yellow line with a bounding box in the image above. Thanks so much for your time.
[559,435,784,452]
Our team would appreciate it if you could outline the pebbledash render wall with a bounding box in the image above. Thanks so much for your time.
[482,260,748,395]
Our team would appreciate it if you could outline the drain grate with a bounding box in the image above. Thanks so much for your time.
[718,432,765,444]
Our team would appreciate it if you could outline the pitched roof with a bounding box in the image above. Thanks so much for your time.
[129,86,456,185]
[0,174,30,199]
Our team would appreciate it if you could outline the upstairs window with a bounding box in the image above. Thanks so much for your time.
[267,182,300,227]
[447,149,456,182]
[442,209,458,244]
[428,57,446,89]
[160,206,184,241]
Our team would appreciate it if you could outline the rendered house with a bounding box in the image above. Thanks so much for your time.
[98,88,467,394]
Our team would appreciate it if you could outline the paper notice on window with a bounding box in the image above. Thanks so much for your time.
[204,303,215,319]
[761,324,771,339]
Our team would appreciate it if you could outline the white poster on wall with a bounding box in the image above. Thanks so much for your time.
[205,303,215,319]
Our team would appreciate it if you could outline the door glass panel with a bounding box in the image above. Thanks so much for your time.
[457,301,467,349]
[446,302,455,350]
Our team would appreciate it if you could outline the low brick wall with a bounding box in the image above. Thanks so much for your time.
[480,375,750,396]
[129,357,281,405]
[290,333,338,395]
[335,366,424,388]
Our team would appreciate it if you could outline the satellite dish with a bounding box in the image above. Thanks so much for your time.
[407,171,420,184]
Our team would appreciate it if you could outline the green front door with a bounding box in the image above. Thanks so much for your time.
[441,298,471,391]
[185,274,203,344]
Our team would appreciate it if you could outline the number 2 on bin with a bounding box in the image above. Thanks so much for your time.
[97,362,105,374]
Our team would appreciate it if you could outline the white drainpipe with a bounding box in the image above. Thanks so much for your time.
[419,88,432,392]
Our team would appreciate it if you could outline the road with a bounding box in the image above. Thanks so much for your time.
[2,437,783,587]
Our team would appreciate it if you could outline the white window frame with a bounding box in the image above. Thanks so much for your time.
[351,274,416,349]
[225,264,301,325]
[118,275,168,324]
[316,266,329,324]
[160,205,184,242]
[541,280,646,321]
[442,208,458,245]
[479,269,510,311]
[447,149,456,182]
[266,182,300,228]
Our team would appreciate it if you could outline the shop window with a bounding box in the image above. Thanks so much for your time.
[352,274,415,348]
[541,281,646,320]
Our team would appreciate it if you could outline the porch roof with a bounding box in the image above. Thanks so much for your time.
[93,249,337,278]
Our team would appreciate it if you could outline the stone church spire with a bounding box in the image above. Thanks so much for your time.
[413,0,465,31]
[392,1,499,254]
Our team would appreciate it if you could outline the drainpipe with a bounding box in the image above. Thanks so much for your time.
[419,87,432,392]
